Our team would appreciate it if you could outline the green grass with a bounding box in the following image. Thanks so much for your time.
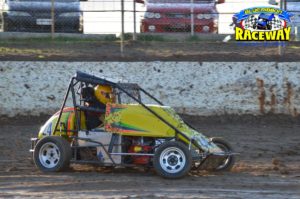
[185,35,203,42]
[0,33,234,44]
[289,45,300,49]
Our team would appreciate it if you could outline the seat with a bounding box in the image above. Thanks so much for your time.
[81,86,105,130]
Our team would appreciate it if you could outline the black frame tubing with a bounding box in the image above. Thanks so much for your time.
[54,72,201,151]
[53,78,74,135]
[115,84,194,144]
[139,86,198,131]
[71,136,116,165]
[139,87,164,106]
[71,78,80,132]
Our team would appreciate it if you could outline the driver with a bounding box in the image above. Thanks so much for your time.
[82,84,115,130]
[94,84,115,109]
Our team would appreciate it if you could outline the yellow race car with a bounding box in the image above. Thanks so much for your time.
[30,71,236,178]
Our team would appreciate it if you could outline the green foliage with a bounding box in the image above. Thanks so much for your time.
[137,34,165,41]
[186,35,200,42]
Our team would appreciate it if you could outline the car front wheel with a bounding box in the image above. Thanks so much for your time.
[33,136,71,172]
[154,141,192,179]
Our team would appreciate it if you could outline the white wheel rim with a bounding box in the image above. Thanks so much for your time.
[159,147,186,174]
[39,142,60,169]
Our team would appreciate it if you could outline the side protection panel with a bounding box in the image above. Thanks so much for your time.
[105,104,176,137]
[104,103,223,153]
[104,103,188,137]
[38,107,86,140]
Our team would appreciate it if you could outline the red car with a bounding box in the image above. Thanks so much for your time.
[139,0,225,33]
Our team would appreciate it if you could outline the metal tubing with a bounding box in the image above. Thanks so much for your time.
[133,0,137,40]
[116,85,191,143]
[77,105,106,113]
[71,136,116,165]
[51,0,55,39]
[120,0,124,56]
[110,153,154,156]
[139,87,164,105]
[278,0,284,56]
[72,72,202,150]
[190,0,195,36]
[75,76,116,87]
[108,134,118,153]
[53,78,73,135]
[70,160,114,166]
[70,79,80,132]
[139,86,198,131]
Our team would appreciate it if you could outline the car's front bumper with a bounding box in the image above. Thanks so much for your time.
[4,15,83,33]
[141,18,218,33]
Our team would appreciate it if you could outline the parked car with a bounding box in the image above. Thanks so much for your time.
[2,0,83,33]
[138,0,225,33]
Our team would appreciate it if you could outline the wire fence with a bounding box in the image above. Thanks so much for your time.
[0,0,299,60]
[0,0,299,34]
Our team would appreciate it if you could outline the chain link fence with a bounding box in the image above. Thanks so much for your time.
[1,0,299,34]
[0,0,299,60]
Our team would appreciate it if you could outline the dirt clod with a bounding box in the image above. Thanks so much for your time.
[5,166,18,172]
[280,170,290,175]
[272,158,282,166]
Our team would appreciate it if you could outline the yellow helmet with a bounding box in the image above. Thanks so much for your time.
[94,85,115,104]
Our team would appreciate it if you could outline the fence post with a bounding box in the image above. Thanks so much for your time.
[51,0,55,39]
[133,0,137,40]
[190,0,194,36]
[121,0,124,56]
[278,0,284,56]
[0,0,3,32]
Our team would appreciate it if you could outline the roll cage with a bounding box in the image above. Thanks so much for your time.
[30,71,236,170]
[54,71,199,147]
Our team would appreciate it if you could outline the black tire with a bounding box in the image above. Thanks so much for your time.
[153,141,192,179]
[210,137,235,172]
[33,136,71,172]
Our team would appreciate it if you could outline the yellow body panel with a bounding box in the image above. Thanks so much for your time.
[104,103,222,152]
[38,104,221,153]
[38,107,86,140]
[104,104,176,137]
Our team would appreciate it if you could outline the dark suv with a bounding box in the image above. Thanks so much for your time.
[3,0,83,33]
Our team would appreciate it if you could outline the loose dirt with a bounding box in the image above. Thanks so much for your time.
[0,115,299,198]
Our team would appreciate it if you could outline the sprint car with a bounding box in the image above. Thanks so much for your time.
[30,71,236,178]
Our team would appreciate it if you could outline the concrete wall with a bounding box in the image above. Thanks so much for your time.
[0,61,299,117]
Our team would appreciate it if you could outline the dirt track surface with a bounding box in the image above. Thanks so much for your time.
[1,115,300,198]
[0,40,300,62]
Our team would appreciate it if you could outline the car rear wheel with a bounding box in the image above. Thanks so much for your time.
[33,136,71,172]
[153,141,192,179]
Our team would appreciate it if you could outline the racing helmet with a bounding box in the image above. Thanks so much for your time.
[94,84,115,104]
